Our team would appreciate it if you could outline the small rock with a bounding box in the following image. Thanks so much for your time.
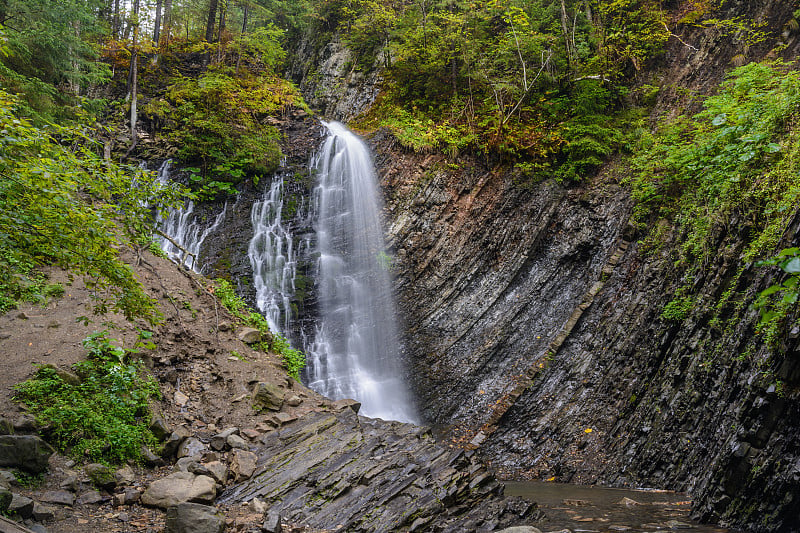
[175,456,202,472]
[230,450,258,482]
[150,416,171,442]
[115,465,136,486]
[238,327,261,344]
[115,487,141,506]
[285,395,302,407]
[9,493,34,518]
[563,499,590,506]
[197,461,228,484]
[0,417,13,435]
[665,520,693,529]
[262,510,282,533]
[174,390,190,407]
[163,427,192,458]
[85,463,116,490]
[211,428,239,451]
[272,412,297,426]
[252,382,284,412]
[32,502,56,521]
[141,472,217,509]
[226,434,248,450]
[40,490,75,506]
[13,414,37,432]
[117,511,130,522]
[141,445,165,466]
[0,435,54,473]
[248,498,267,514]
[493,527,542,533]
[59,472,81,492]
[177,437,206,459]
[241,429,261,440]
[28,525,49,533]
[165,502,225,533]
[218,321,231,332]
[76,490,104,505]
[38,364,80,386]
[331,398,361,414]
[618,497,641,506]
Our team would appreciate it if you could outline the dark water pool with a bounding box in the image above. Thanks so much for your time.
[504,482,738,532]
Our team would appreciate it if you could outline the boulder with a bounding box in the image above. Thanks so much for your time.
[115,465,136,487]
[0,417,13,435]
[331,398,361,414]
[237,327,261,344]
[230,450,258,482]
[285,395,302,407]
[32,502,56,521]
[262,510,282,533]
[177,437,206,459]
[149,416,171,442]
[40,490,74,506]
[9,493,34,518]
[164,502,225,533]
[211,428,239,451]
[226,434,248,450]
[141,472,217,509]
[85,463,115,490]
[76,490,104,505]
[252,383,284,412]
[0,435,54,473]
[195,461,228,484]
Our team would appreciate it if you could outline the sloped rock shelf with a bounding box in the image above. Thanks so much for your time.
[219,409,538,532]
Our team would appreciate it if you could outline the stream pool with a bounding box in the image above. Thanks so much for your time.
[505,482,738,532]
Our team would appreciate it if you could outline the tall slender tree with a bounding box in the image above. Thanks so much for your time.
[206,0,219,42]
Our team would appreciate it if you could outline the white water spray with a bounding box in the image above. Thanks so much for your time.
[248,176,298,333]
[305,121,417,423]
[156,160,227,273]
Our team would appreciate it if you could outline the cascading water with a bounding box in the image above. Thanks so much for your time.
[156,160,227,273]
[305,121,417,423]
[248,175,298,333]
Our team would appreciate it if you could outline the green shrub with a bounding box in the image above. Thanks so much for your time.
[13,331,161,464]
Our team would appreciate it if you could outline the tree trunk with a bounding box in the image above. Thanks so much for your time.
[205,0,219,42]
[129,0,140,143]
[241,3,248,34]
[0,0,8,25]
[112,0,120,38]
[153,0,162,44]
[161,0,172,45]
[218,0,227,40]
[560,0,574,67]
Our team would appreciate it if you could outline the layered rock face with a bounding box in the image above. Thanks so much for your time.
[219,408,538,532]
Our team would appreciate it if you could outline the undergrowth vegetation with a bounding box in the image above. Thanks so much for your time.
[630,61,800,344]
[13,332,161,464]
[213,278,306,380]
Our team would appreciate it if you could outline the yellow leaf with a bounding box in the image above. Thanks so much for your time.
[584,428,593,434]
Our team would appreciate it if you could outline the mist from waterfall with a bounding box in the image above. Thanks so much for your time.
[304,121,417,424]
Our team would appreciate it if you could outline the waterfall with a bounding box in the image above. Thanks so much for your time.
[248,176,297,333]
[156,160,227,273]
[305,121,417,424]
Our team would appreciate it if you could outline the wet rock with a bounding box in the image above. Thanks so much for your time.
[211,428,239,451]
[494,528,542,533]
[252,383,284,412]
[219,410,534,532]
[0,435,54,473]
[141,472,217,509]
[177,437,206,459]
[237,327,261,344]
[10,493,34,518]
[31,502,56,521]
[230,450,258,482]
[40,490,74,506]
[174,390,190,407]
[85,463,115,490]
[665,520,693,529]
[618,497,641,506]
[165,502,225,533]
[262,510,282,533]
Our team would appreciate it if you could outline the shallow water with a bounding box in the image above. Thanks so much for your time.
[505,482,736,532]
